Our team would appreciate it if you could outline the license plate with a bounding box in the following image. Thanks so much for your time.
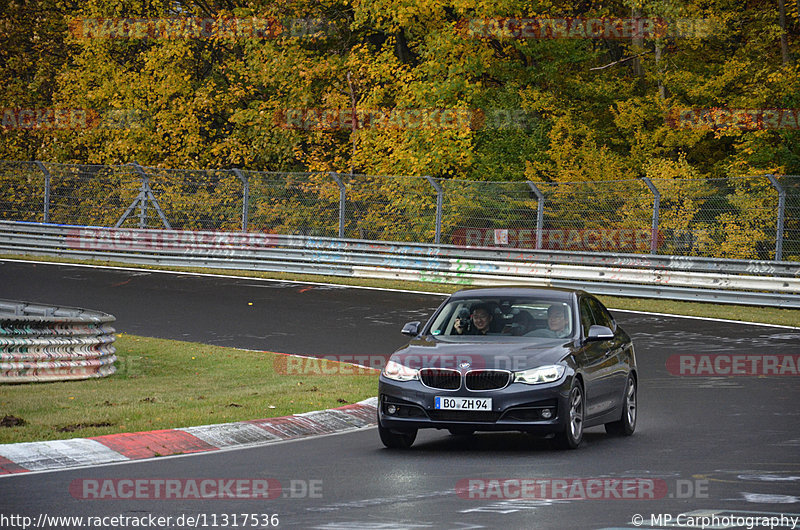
[435,397,492,411]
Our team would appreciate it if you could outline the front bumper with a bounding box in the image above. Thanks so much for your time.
[378,374,573,434]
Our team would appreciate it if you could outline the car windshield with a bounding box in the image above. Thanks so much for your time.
[428,297,574,340]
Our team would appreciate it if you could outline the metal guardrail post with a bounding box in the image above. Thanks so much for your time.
[766,175,785,261]
[35,161,51,223]
[330,172,346,238]
[526,181,544,250]
[425,176,443,245]
[641,177,661,254]
[232,169,249,232]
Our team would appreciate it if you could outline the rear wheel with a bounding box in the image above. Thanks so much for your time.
[605,374,637,436]
[379,422,417,449]
[554,379,584,450]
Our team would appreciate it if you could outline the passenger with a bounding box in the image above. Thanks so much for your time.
[454,304,494,335]
[528,304,571,338]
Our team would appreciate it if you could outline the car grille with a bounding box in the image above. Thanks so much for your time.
[465,370,511,391]
[428,411,502,422]
[420,368,461,390]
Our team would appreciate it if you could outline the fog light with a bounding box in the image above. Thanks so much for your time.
[387,404,398,415]
[541,408,553,419]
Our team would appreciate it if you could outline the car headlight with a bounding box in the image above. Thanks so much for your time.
[513,365,566,385]
[382,360,419,382]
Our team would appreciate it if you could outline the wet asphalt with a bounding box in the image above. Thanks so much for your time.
[0,260,798,529]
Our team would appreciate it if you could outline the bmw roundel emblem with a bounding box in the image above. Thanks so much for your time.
[459,361,471,369]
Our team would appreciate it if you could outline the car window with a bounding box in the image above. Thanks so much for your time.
[578,298,594,337]
[427,296,573,340]
[586,297,615,330]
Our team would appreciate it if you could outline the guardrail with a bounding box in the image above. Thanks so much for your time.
[0,298,117,382]
[1,221,799,308]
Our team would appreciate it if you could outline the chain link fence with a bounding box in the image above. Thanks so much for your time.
[0,160,797,261]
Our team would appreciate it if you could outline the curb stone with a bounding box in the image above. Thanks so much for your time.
[0,397,378,475]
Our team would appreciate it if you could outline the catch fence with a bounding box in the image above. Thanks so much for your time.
[0,161,797,261]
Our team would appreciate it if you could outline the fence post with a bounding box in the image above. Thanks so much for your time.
[232,169,249,232]
[641,177,661,254]
[766,175,785,261]
[137,169,147,228]
[116,163,171,229]
[35,161,51,224]
[526,181,544,250]
[134,162,171,229]
[330,172,346,238]
[425,176,443,245]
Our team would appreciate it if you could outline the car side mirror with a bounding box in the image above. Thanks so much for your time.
[586,325,614,341]
[401,321,421,336]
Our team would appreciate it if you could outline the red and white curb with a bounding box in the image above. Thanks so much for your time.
[0,397,377,475]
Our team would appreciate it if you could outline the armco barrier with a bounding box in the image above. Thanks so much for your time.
[0,299,117,382]
[1,221,799,308]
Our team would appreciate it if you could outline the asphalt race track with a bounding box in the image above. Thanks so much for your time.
[1,260,799,529]
[0,261,439,356]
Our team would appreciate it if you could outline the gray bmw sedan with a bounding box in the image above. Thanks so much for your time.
[378,287,638,449]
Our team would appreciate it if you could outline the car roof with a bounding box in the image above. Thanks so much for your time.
[448,286,584,301]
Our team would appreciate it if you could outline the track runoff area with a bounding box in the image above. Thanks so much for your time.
[0,258,797,530]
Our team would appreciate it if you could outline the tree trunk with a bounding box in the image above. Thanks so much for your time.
[655,43,665,100]
[347,72,358,175]
[778,0,792,65]
[632,7,644,79]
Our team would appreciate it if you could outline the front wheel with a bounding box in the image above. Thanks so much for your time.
[554,379,584,450]
[379,422,417,449]
[605,374,637,436]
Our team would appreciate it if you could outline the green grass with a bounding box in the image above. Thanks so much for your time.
[0,334,377,444]
[595,295,799,327]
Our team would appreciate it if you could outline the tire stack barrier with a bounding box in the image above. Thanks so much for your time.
[0,300,117,383]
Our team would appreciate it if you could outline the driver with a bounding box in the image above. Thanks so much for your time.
[529,304,571,338]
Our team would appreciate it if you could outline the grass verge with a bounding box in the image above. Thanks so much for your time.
[0,334,377,444]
